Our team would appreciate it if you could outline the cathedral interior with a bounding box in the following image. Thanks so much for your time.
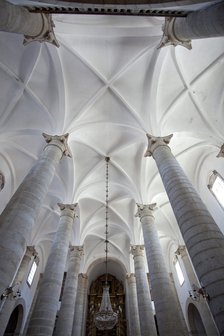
[0,0,224,335]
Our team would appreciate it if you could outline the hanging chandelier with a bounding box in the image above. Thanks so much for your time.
[94,157,118,331]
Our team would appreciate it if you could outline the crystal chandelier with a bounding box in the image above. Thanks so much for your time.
[94,157,118,330]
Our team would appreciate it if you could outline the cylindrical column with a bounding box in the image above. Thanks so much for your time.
[27,203,77,336]
[126,273,141,336]
[158,2,224,49]
[0,0,58,46]
[72,273,88,336]
[131,245,157,336]
[145,133,224,335]
[174,3,224,41]
[135,204,187,336]
[0,246,37,336]
[55,246,84,336]
[0,133,71,301]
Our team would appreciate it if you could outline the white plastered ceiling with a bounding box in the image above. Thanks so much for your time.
[0,14,224,278]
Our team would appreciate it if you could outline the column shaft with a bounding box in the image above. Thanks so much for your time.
[136,205,187,336]
[72,274,88,336]
[0,134,70,300]
[131,246,157,336]
[27,203,76,336]
[54,246,83,336]
[126,274,141,336]
[174,2,224,41]
[0,0,43,36]
[146,135,224,335]
[0,0,59,46]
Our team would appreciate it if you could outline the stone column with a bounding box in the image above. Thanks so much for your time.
[72,273,88,336]
[126,273,141,336]
[54,246,84,336]
[0,246,37,336]
[131,245,157,336]
[158,2,224,49]
[0,133,71,302]
[27,203,77,336]
[0,0,59,46]
[144,133,224,335]
[135,204,187,336]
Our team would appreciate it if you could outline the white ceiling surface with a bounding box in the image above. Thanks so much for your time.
[0,15,224,276]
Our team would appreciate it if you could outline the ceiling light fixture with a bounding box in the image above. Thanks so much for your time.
[94,157,118,331]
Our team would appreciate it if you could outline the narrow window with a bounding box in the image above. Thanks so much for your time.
[174,259,184,286]
[208,170,224,209]
[27,260,38,286]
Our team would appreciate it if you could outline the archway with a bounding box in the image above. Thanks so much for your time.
[4,304,23,336]
[86,273,126,336]
[188,303,207,336]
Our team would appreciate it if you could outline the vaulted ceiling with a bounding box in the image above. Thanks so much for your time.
[0,13,223,278]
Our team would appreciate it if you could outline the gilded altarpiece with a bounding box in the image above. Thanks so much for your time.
[86,274,126,336]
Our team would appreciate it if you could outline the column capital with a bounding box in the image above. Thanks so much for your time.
[0,171,5,190]
[24,13,59,47]
[131,245,145,257]
[58,203,78,220]
[217,144,224,158]
[144,133,173,157]
[175,245,187,258]
[26,246,38,258]
[135,203,156,219]
[42,133,72,158]
[69,245,84,258]
[126,273,136,283]
[157,17,192,50]
[79,273,88,279]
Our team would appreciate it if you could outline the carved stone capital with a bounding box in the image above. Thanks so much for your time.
[24,14,59,47]
[43,133,72,158]
[157,17,192,50]
[58,203,78,219]
[131,245,145,257]
[26,246,38,258]
[79,273,88,279]
[217,144,224,158]
[0,171,5,190]
[135,203,156,219]
[126,273,136,283]
[70,245,84,259]
[144,133,173,157]
[175,245,187,258]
